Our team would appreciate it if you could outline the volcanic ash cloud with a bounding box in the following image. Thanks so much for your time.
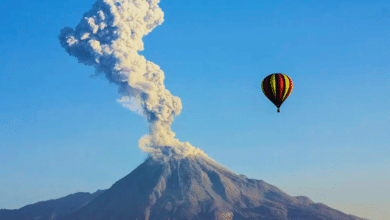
[59,0,207,160]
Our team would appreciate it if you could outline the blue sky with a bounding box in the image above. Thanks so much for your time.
[0,0,389,219]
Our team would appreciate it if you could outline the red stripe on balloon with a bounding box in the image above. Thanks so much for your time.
[277,74,284,100]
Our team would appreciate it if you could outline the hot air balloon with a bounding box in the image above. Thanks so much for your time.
[261,73,293,113]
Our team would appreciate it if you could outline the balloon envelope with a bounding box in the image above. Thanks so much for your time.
[261,73,293,112]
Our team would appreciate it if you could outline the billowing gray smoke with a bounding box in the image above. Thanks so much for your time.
[59,0,207,160]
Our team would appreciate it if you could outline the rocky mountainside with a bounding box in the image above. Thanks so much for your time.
[0,190,105,220]
[62,147,368,220]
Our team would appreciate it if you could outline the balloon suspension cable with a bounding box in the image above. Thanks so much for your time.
[277,108,280,113]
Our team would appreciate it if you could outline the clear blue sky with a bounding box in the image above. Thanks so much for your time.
[1,0,389,219]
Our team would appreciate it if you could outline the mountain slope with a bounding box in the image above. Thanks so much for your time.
[0,190,105,220]
[62,147,368,220]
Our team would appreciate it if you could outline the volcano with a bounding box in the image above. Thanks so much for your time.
[62,147,367,220]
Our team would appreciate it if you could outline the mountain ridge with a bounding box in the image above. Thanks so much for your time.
[1,148,369,220]
[62,149,368,220]
[0,190,105,220]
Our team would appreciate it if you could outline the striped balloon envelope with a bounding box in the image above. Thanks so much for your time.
[261,73,293,113]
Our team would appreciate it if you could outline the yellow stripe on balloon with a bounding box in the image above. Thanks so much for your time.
[281,74,290,101]
[261,80,265,95]
[270,74,276,98]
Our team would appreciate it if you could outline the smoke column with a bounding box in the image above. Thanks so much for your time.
[59,0,207,160]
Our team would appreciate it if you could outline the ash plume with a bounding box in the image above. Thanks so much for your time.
[59,0,207,160]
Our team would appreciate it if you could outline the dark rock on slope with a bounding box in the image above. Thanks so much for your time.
[0,189,105,220]
[62,148,369,220]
